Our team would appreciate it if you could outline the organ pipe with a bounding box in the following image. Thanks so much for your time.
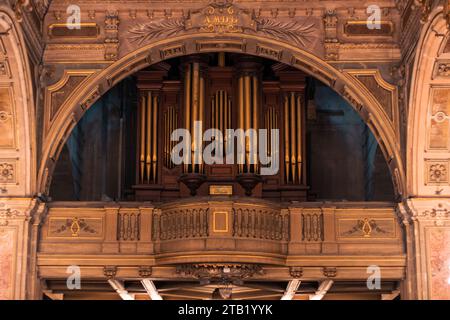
[164,106,178,169]
[284,92,303,184]
[237,71,261,174]
[211,90,231,156]
[138,91,159,184]
[183,61,206,174]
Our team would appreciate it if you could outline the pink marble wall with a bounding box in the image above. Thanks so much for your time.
[428,228,450,300]
[0,229,15,300]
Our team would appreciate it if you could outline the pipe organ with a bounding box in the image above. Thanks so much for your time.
[183,59,207,174]
[133,54,307,201]
[138,91,159,184]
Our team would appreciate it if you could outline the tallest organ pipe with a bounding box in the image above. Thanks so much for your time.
[183,59,206,174]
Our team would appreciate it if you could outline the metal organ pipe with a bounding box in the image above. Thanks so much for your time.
[284,92,303,184]
[138,91,159,184]
[183,61,206,174]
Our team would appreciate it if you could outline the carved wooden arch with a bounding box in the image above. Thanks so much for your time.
[0,5,36,197]
[38,33,405,198]
[407,8,450,197]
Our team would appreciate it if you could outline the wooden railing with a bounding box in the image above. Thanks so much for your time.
[153,208,209,240]
[232,207,289,241]
[117,211,141,241]
[40,201,403,262]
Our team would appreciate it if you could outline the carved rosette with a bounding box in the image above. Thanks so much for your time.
[0,163,14,183]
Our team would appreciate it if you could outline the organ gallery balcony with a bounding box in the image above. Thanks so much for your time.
[38,199,405,270]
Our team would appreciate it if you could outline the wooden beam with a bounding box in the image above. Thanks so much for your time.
[108,279,135,300]
[281,280,301,300]
[141,279,163,300]
[43,290,64,300]
[381,290,400,300]
[309,280,334,300]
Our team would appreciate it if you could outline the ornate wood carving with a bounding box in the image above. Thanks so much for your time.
[323,10,339,60]
[127,2,316,49]
[117,211,141,241]
[103,266,117,279]
[323,267,337,278]
[138,266,153,278]
[302,210,323,241]
[175,264,264,281]
[289,267,303,278]
[48,217,102,238]
[104,11,120,61]
[0,161,16,184]
[425,160,449,185]
[232,207,289,241]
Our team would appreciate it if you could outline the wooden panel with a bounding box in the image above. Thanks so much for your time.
[0,87,15,148]
[337,218,397,239]
[0,228,16,300]
[213,211,228,233]
[47,217,104,239]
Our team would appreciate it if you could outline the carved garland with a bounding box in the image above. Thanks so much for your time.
[128,3,316,48]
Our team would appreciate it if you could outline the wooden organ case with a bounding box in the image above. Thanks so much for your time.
[132,54,308,202]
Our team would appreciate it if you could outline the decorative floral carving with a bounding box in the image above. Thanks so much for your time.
[438,63,450,77]
[128,2,316,48]
[342,218,388,237]
[54,217,98,237]
[429,163,448,183]
[256,19,315,47]
[0,208,21,226]
[0,163,14,183]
